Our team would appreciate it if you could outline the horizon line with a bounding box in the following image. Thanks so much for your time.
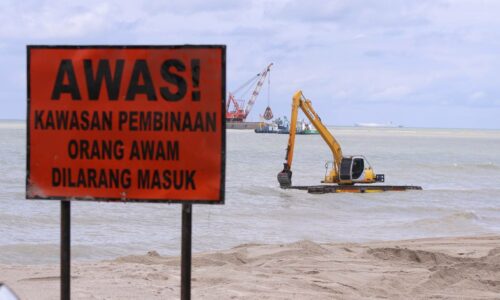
[1,118,498,131]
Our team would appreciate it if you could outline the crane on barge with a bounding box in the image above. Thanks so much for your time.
[226,63,273,122]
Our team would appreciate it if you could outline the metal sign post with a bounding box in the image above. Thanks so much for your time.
[61,201,71,300]
[181,204,192,300]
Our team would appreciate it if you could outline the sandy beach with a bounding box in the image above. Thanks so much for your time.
[1,235,499,299]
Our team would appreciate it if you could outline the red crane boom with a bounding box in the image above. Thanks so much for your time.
[226,63,273,122]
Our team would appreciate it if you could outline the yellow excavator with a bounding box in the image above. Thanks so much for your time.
[277,90,385,188]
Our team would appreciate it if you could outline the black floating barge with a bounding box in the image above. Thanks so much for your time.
[284,185,422,194]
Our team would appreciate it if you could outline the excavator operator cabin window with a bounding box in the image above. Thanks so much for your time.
[352,158,364,179]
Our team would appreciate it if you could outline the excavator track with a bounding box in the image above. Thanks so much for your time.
[283,185,422,194]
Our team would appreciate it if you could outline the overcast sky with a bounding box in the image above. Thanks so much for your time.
[1,0,499,129]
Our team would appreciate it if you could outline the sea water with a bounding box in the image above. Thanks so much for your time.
[1,120,499,264]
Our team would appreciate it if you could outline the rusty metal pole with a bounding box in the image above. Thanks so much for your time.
[181,204,192,300]
[61,200,71,300]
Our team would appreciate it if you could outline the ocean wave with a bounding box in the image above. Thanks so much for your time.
[414,162,500,172]
[421,186,500,192]
[0,243,59,264]
[411,211,481,228]
[452,162,500,170]
[0,243,134,264]
[236,185,283,196]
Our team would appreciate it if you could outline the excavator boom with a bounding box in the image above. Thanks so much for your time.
[278,91,343,187]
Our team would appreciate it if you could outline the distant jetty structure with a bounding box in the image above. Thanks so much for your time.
[354,122,403,128]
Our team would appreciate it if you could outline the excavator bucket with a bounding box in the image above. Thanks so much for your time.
[263,106,274,120]
[277,169,292,188]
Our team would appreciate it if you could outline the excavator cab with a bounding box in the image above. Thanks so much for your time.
[280,156,384,188]
[336,156,384,184]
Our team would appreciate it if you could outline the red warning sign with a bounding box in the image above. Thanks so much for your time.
[27,46,225,204]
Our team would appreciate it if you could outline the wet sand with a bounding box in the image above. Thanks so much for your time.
[2,235,500,299]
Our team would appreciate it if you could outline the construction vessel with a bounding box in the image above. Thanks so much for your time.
[277,90,421,193]
[226,63,273,129]
[255,118,319,134]
[276,119,319,135]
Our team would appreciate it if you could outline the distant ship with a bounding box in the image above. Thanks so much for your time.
[354,122,403,128]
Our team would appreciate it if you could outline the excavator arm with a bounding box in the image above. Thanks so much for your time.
[278,91,343,187]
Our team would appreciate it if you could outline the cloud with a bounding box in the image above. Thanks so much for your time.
[470,91,485,100]
[0,0,499,128]
[372,85,414,101]
[0,2,114,39]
